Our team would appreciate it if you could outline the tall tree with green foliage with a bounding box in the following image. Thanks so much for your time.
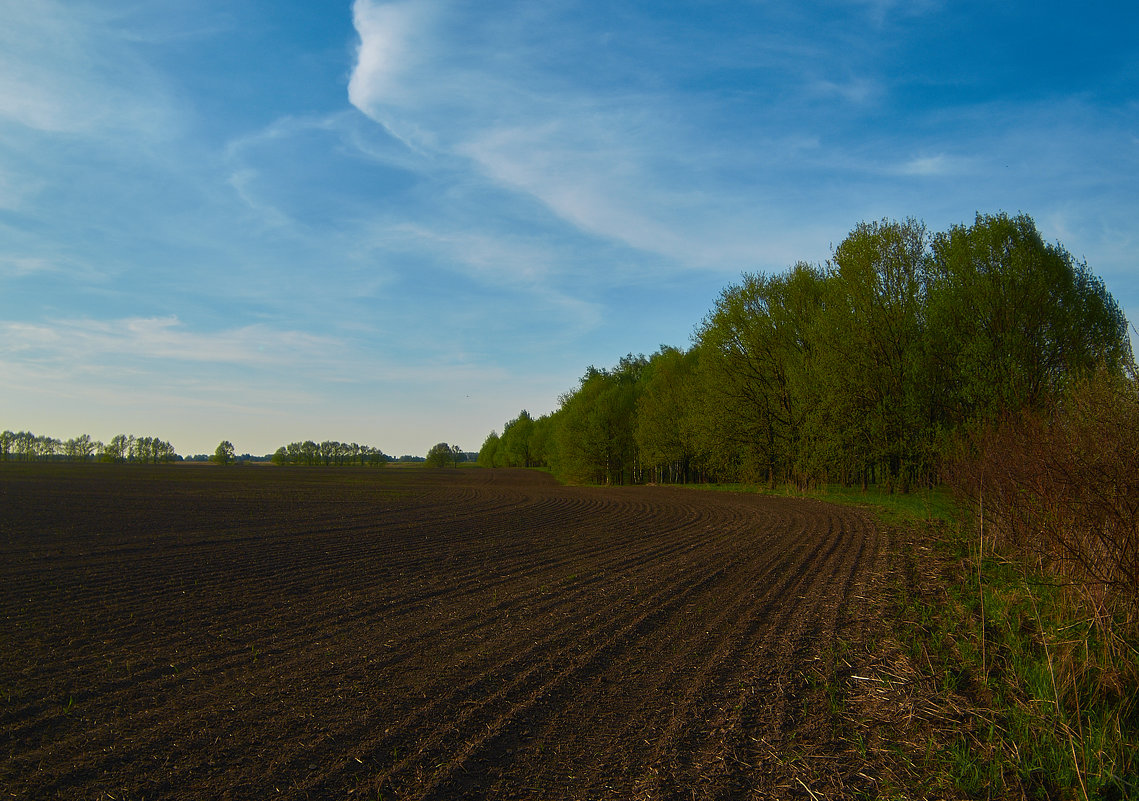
[500,410,538,467]
[695,264,827,486]
[552,356,646,484]
[478,431,501,467]
[213,440,235,466]
[425,442,458,468]
[820,218,929,489]
[481,212,1131,491]
[63,434,96,461]
[635,346,704,483]
[926,212,1132,433]
[528,414,555,467]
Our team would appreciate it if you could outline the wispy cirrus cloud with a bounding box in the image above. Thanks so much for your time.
[214,106,610,346]
[0,256,61,278]
[2,0,1134,458]
[807,76,882,105]
[893,153,973,177]
[0,316,341,369]
[345,0,753,267]
[340,0,974,273]
[364,220,604,330]
[0,309,581,395]
[0,0,178,137]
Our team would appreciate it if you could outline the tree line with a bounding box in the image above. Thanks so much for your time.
[480,213,1132,489]
[0,431,177,463]
[424,442,473,468]
[269,440,390,466]
[0,432,396,466]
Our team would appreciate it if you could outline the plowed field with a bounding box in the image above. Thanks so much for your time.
[1,464,890,799]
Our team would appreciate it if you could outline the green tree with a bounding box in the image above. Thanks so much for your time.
[551,374,610,484]
[63,434,95,461]
[635,346,703,483]
[213,440,235,466]
[13,431,34,460]
[695,264,827,486]
[37,435,59,459]
[482,211,1131,493]
[552,356,646,484]
[478,431,501,467]
[300,440,319,465]
[820,218,929,489]
[528,414,555,467]
[926,212,1132,432]
[103,434,129,462]
[500,410,537,467]
[150,438,175,463]
[425,442,456,468]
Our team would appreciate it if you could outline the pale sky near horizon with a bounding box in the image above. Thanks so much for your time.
[2,0,1137,457]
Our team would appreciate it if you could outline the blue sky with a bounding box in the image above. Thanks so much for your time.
[2,0,1137,458]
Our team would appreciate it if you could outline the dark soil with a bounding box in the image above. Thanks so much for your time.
[1,464,893,799]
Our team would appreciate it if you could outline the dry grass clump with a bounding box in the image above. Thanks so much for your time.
[946,368,1139,799]
[966,373,1138,620]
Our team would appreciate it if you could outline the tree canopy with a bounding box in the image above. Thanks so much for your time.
[425,442,463,468]
[0,430,177,463]
[213,440,235,466]
[480,213,1132,489]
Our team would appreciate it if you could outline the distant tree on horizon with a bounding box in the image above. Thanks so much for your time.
[425,442,461,468]
[213,440,235,466]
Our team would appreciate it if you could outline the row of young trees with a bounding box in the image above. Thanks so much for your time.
[269,440,390,466]
[0,431,178,463]
[0,431,404,468]
[480,213,1133,489]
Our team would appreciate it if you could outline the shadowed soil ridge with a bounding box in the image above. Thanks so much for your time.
[0,465,889,799]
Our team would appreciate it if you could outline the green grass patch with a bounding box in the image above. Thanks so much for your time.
[680,478,1137,799]
[680,479,960,528]
[888,519,1138,799]
[772,482,958,527]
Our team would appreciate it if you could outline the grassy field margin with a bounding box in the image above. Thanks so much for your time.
[754,482,1138,800]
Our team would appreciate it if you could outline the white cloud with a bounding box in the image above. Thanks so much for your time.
[221,111,433,231]
[342,2,890,277]
[348,0,441,116]
[807,76,881,105]
[0,256,59,277]
[0,312,577,395]
[0,1,175,137]
[356,219,606,338]
[456,118,697,260]
[841,0,943,26]
[226,167,293,229]
[0,317,341,368]
[346,1,734,266]
[374,222,551,283]
[0,166,45,211]
[894,153,971,176]
[223,114,339,161]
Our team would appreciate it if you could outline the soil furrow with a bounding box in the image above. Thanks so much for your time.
[0,464,888,800]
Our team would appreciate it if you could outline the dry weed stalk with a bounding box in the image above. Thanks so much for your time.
[948,368,1139,794]
[954,369,1139,641]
